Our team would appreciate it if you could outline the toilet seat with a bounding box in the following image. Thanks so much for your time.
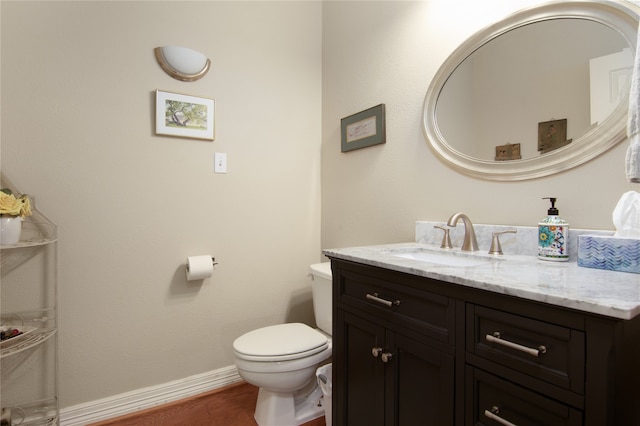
[233,323,328,362]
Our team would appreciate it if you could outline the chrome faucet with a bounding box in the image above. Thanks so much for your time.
[447,212,479,252]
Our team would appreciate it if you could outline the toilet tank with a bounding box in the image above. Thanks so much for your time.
[309,262,332,336]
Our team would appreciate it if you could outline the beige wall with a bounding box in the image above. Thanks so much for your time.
[1,1,322,408]
[321,0,639,252]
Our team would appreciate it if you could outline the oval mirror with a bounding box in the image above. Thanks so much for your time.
[423,1,639,180]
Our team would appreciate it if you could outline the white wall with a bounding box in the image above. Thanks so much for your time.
[321,0,639,252]
[1,1,322,408]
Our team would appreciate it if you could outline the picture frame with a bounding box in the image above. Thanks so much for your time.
[495,143,521,161]
[341,104,386,152]
[538,118,571,154]
[155,90,215,140]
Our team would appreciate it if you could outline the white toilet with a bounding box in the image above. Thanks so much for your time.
[233,262,333,426]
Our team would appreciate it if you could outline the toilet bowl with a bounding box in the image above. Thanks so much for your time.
[233,263,332,426]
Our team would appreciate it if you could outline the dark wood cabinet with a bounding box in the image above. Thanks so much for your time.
[336,310,385,425]
[387,331,454,425]
[337,310,455,426]
[333,262,455,426]
[329,258,640,426]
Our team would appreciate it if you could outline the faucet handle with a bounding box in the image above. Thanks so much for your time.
[434,226,453,249]
[488,229,517,255]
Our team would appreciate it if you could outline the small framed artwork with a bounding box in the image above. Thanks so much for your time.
[495,143,521,161]
[341,104,386,152]
[538,119,571,154]
[155,90,215,140]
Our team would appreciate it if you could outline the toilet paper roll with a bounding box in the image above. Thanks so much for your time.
[186,255,214,281]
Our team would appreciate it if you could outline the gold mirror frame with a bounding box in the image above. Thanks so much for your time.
[423,1,639,181]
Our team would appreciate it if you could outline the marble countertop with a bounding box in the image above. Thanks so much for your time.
[323,242,640,320]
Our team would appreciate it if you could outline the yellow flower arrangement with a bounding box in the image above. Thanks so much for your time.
[0,189,32,218]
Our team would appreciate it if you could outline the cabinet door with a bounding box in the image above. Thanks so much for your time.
[386,332,455,426]
[335,309,386,426]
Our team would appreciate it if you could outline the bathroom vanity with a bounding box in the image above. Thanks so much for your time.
[324,242,640,426]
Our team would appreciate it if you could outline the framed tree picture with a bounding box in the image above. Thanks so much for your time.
[155,90,215,140]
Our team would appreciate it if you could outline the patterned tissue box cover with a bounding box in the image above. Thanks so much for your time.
[578,235,640,274]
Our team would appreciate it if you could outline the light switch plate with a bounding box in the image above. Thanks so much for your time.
[214,152,227,173]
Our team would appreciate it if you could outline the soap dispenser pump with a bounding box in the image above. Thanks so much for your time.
[538,197,569,262]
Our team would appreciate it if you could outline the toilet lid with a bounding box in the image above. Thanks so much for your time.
[233,323,328,361]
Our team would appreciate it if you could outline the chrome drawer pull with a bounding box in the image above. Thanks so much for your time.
[366,293,400,307]
[484,406,517,426]
[486,332,547,357]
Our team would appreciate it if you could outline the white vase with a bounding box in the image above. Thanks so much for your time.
[0,216,23,245]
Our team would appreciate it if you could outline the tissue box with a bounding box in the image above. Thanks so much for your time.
[578,235,640,274]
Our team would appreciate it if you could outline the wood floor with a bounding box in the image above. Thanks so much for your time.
[89,382,327,426]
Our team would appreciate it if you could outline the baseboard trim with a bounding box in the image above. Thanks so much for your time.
[60,365,243,425]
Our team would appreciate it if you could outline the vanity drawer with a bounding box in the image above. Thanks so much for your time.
[467,367,583,426]
[467,304,585,394]
[337,268,453,344]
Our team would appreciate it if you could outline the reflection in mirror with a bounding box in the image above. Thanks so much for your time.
[423,1,639,181]
[437,19,630,161]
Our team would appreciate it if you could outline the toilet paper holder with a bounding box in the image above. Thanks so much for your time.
[185,256,219,281]
[186,257,218,267]
[206,257,219,267]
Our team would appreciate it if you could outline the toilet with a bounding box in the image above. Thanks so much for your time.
[233,262,333,426]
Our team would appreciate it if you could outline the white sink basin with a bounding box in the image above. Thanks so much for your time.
[392,249,500,267]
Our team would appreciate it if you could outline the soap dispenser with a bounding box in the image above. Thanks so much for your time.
[538,197,569,262]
